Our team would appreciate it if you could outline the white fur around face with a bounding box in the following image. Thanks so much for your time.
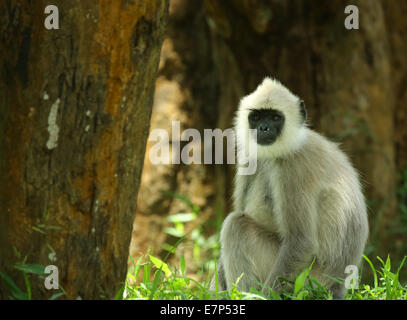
[235,77,308,159]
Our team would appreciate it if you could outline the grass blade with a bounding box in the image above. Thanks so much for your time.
[14,264,45,275]
[363,255,378,288]
[149,255,172,278]
[113,284,125,300]
[0,272,28,300]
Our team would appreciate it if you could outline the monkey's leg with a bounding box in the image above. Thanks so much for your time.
[330,282,345,299]
[219,212,280,292]
[308,265,347,299]
[210,258,227,292]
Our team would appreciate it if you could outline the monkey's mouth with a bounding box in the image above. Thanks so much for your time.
[255,133,277,145]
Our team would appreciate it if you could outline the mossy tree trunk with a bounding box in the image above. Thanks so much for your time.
[0,0,168,299]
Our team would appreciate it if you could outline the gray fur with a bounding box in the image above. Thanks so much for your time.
[214,79,368,299]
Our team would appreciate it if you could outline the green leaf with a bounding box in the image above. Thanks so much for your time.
[294,291,306,300]
[132,256,143,279]
[46,243,56,254]
[23,272,31,300]
[294,258,315,295]
[376,256,385,267]
[0,272,28,300]
[180,253,186,277]
[149,255,172,278]
[149,270,164,300]
[270,290,282,300]
[162,243,177,254]
[170,278,188,291]
[174,222,185,233]
[363,255,378,288]
[396,256,406,277]
[294,269,309,295]
[43,225,61,230]
[32,226,46,234]
[113,285,125,300]
[167,213,196,223]
[49,292,64,300]
[164,227,184,238]
[14,264,46,275]
[385,255,391,272]
[143,263,150,283]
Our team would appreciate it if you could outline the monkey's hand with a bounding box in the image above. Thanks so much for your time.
[261,271,291,297]
[262,237,315,297]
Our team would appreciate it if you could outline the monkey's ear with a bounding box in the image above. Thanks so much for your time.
[300,100,307,122]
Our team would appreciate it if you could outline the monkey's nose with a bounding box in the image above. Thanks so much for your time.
[259,126,270,132]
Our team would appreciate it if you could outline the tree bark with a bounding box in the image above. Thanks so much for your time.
[0,0,168,299]
[129,0,227,269]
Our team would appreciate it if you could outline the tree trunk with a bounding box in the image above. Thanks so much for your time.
[0,0,168,299]
[129,0,228,269]
[132,0,407,268]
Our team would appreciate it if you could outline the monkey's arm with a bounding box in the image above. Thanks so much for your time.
[213,257,227,291]
[264,234,316,290]
[264,196,318,292]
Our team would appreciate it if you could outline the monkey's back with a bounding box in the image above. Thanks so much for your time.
[287,129,369,275]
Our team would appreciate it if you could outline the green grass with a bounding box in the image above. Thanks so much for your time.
[0,260,65,300]
[2,188,406,300]
[123,192,407,300]
[1,249,405,300]
[123,253,407,300]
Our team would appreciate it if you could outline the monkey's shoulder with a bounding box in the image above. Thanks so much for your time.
[278,130,353,177]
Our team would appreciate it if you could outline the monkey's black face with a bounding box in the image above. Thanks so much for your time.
[248,109,285,145]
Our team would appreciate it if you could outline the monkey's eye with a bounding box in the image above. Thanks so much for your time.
[272,115,281,121]
[249,113,260,122]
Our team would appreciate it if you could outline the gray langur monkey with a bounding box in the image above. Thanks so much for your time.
[215,78,368,299]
